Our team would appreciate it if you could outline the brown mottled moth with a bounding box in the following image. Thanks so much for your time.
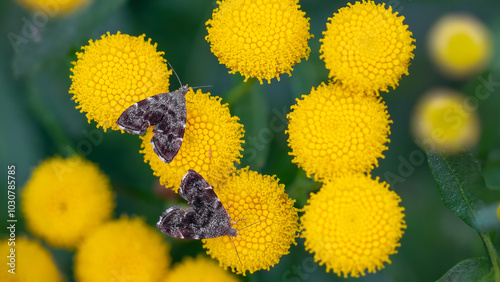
[157,169,237,239]
[116,66,187,163]
[157,170,261,265]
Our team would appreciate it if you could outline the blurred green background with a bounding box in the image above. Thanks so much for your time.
[1,0,500,281]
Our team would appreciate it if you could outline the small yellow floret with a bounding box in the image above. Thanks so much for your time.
[16,0,91,16]
[206,0,313,83]
[203,168,299,275]
[164,255,240,282]
[320,0,415,93]
[70,32,172,131]
[287,82,391,181]
[428,13,493,79]
[411,88,480,153]
[301,175,406,278]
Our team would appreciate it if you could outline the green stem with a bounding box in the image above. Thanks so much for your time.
[225,77,257,108]
[480,232,500,281]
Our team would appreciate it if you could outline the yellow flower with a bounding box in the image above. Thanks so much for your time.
[16,0,91,16]
[164,255,239,282]
[70,32,172,131]
[0,237,63,282]
[301,175,406,278]
[21,156,114,249]
[286,82,391,181]
[320,0,415,93]
[410,88,480,153]
[203,168,299,275]
[206,0,312,84]
[140,89,244,191]
[75,217,170,282]
[428,14,493,79]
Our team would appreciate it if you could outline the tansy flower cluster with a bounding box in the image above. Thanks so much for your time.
[287,0,411,277]
[205,0,313,84]
[164,255,240,282]
[427,14,493,79]
[320,0,415,94]
[16,0,91,16]
[410,88,480,153]
[21,155,114,249]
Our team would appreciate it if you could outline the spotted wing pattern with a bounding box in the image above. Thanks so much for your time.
[156,170,237,239]
[116,85,189,163]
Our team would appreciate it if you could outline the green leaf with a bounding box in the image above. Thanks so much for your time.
[437,257,492,282]
[426,151,500,231]
[12,0,126,76]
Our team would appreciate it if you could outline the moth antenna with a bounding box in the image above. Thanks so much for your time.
[236,219,264,232]
[167,61,183,87]
[228,235,243,266]
[190,85,213,90]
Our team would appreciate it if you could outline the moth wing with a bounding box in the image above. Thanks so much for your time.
[116,92,173,135]
[151,90,187,163]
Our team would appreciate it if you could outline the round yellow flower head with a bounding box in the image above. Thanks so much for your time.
[203,168,299,275]
[287,82,391,181]
[206,0,313,84]
[70,32,172,131]
[16,0,91,16]
[164,255,240,282]
[428,14,493,79]
[75,217,170,282]
[0,237,62,282]
[411,88,481,154]
[301,175,406,278]
[320,0,415,93]
[140,89,244,191]
[21,155,114,249]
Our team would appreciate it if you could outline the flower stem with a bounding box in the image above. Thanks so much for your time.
[225,77,257,108]
[480,232,500,281]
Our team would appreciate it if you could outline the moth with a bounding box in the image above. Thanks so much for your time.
[156,169,237,239]
[116,66,188,163]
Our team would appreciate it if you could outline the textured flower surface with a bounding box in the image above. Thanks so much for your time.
[140,89,244,191]
[203,168,299,275]
[428,14,493,79]
[70,32,172,131]
[21,156,114,248]
[287,82,391,181]
[320,0,415,93]
[411,88,480,153]
[16,0,91,16]
[0,237,62,282]
[301,175,406,278]
[164,255,239,282]
[206,0,312,83]
[75,217,170,282]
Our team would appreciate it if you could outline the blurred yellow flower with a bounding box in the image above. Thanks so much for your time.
[140,89,244,191]
[411,88,481,153]
[16,0,91,16]
[75,217,170,282]
[428,14,493,79]
[0,237,63,282]
[70,32,172,131]
[206,0,312,83]
[164,255,239,282]
[203,168,299,275]
[320,0,415,93]
[287,82,391,181]
[22,155,114,249]
[301,175,406,278]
